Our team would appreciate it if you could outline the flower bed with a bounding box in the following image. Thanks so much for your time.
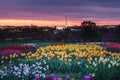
[0,61,49,80]
[0,44,120,80]
[22,44,120,80]
[1,45,36,52]
[106,43,120,52]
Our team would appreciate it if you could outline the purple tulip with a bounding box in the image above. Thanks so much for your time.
[46,75,51,80]
[35,75,40,80]
[88,73,93,78]
[66,76,70,80]
[54,78,62,80]
[84,76,91,80]
[51,74,55,80]
[53,78,57,80]
[84,73,93,80]
[57,78,62,80]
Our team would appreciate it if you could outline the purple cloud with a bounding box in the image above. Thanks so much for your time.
[0,0,120,25]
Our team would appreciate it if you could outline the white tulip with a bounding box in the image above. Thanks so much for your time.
[19,63,23,68]
[32,64,36,67]
[43,68,46,71]
[42,74,45,78]
[95,58,97,62]
[108,64,111,68]
[99,57,104,62]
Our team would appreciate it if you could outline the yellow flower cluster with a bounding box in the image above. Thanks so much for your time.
[1,53,19,59]
[37,44,103,52]
[1,53,20,65]
[21,44,120,64]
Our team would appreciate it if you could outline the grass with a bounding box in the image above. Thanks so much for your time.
[0,41,72,49]
[0,41,51,49]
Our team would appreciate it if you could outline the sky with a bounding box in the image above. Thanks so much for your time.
[0,0,120,26]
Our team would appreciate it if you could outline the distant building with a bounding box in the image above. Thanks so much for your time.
[56,26,65,30]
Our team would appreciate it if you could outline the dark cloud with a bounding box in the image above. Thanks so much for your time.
[92,0,120,8]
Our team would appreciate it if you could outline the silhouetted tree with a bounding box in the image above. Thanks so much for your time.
[81,21,96,27]
[81,21,98,42]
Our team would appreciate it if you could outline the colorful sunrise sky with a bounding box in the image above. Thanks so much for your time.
[0,0,120,26]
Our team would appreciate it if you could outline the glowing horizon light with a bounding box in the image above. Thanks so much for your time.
[0,19,119,26]
[0,19,65,26]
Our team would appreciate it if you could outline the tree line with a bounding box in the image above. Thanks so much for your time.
[0,21,120,42]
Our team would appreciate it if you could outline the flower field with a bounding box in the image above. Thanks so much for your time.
[0,43,120,80]
[106,43,120,52]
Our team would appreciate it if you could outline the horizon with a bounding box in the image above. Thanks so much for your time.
[0,0,120,26]
[0,19,120,27]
